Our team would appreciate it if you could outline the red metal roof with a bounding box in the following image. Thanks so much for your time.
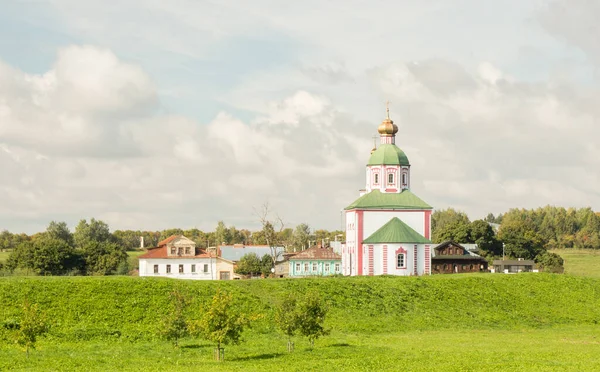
[289,246,341,260]
[157,235,180,247]
[138,246,213,259]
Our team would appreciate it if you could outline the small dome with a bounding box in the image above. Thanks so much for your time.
[378,117,398,136]
[368,144,410,166]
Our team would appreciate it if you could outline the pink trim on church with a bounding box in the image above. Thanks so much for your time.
[368,245,374,276]
[383,245,388,274]
[424,245,431,274]
[357,211,364,275]
[413,245,418,275]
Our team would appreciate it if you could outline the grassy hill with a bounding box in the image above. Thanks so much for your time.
[2,274,600,341]
[2,274,600,371]
[552,249,600,277]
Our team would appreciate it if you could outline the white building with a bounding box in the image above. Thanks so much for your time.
[342,108,433,276]
[139,235,236,280]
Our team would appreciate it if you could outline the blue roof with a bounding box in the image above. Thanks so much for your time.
[219,245,285,262]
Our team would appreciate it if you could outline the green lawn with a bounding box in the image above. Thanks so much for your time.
[0,251,10,264]
[551,249,600,277]
[2,326,600,371]
[126,250,145,270]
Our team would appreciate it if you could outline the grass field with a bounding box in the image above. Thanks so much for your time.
[2,325,600,371]
[0,251,10,263]
[2,274,600,370]
[551,249,600,277]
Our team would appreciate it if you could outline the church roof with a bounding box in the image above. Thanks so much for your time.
[345,189,432,210]
[368,144,410,166]
[363,217,431,244]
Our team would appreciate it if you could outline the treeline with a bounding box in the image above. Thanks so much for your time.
[1,221,344,252]
[0,219,344,276]
[432,206,600,271]
[5,220,128,276]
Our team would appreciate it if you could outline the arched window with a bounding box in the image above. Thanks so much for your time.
[374,173,379,184]
[388,173,394,184]
[402,173,407,185]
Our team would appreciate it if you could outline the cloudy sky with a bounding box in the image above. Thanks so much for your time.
[1,0,598,234]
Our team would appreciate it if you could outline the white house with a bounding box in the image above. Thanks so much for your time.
[139,235,231,280]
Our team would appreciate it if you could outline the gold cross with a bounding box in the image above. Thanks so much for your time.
[385,100,391,118]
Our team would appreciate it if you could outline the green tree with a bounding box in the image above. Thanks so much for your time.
[431,209,471,243]
[235,253,262,276]
[260,254,273,277]
[470,220,502,256]
[276,294,300,352]
[74,219,127,275]
[46,221,73,246]
[214,221,231,246]
[191,289,256,361]
[160,289,189,347]
[497,215,545,259]
[297,291,329,348]
[14,301,47,357]
[535,251,564,273]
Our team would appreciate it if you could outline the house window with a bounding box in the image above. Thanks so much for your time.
[325,263,330,272]
[461,265,466,271]
[166,265,171,274]
[312,263,318,272]
[304,263,309,272]
[185,247,191,255]
[170,247,175,255]
[396,253,406,268]
[203,264,209,273]
[295,263,300,272]
[191,264,196,273]
[334,263,340,272]
[388,173,394,184]
[374,173,379,184]
[153,265,159,274]
[179,264,184,274]
[177,247,182,255]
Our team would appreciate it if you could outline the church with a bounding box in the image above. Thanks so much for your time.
[342,107,433,276]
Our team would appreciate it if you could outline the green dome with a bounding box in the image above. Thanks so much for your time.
[367,144,410,166]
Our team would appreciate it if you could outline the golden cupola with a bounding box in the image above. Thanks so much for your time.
[378,101,398,145]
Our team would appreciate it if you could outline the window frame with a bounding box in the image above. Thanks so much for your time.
[312,262,318,272]
[388,173,394,184]
[166,264,171,274]
[191,264,196,273]
[203,264,209,273]
[334,263,340,272]
[179,264,184,274]
[374,173,379,184]
[153,264,159,274]
[295,263,301,272]
[304,263,309,272]
[324,263,330,272]
[396,253,406,269]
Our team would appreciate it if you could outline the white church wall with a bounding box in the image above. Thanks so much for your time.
[362,210,427,239]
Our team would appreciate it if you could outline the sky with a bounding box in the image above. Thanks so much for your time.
[1,0,599,234]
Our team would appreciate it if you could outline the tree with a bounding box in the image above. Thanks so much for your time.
[235,253,262,276]
[159,289,189,347]
[191,289,256,361]
[255,203,285,266]
[14,301,47,357]
[46,221,73,246]
[6,235,81,275]
[535,251,564,273]
[497,216,545,260]
[297,291,329,348]
[431,209,471,243]
[260,254,273,277]
[275,294,300,352]
[470,220,502,256]
[214,221,231,246]
[74,219,127,275]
